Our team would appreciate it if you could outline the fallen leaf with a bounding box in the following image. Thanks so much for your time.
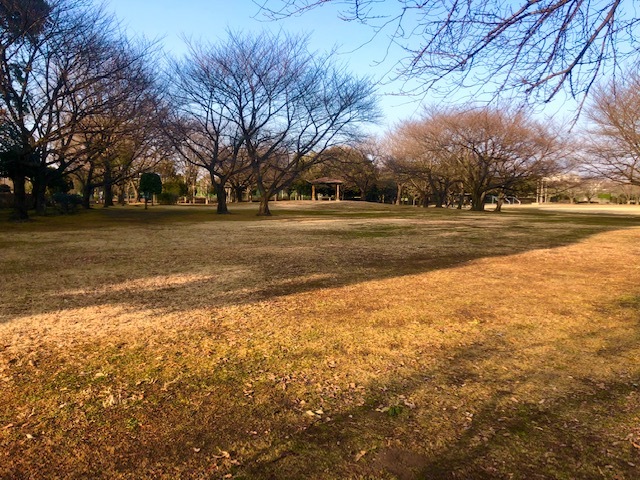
[403,399,416,409]
[355,450,367,462]
[213,450,231,459]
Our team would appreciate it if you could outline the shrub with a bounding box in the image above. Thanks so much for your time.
[158,192,179,205]
[52,192,82,214]
[162,179,188,197]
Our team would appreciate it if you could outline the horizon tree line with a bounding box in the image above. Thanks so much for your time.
[1,0,639,220]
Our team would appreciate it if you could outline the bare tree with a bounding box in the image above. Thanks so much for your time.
[73,64,167,209]
[0,0,157,219]
[585,71,640,187]
[317,143,379,200]
[380,147,413,206]
[258,0,637,105]
[190,31,379,216]
[227,165,254,203]
[388,118,462,208]
[165,40,256,214]
[386,107,562,211]
[444,108,563,211]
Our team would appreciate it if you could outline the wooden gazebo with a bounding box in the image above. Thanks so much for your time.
[309,177,344,201]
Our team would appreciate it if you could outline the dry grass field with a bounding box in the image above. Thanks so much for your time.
[1,201,639,479]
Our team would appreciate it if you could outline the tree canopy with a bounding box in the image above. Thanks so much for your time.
[385,107,564,210]
[585,71,640,186]
[167,31,379,215]
[259,0,638,105]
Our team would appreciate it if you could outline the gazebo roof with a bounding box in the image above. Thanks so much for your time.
[308,177,344,185]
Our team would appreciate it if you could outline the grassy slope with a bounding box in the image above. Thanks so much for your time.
[1,202,639,479]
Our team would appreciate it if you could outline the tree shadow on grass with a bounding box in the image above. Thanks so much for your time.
[1,208,639,324]
[231,301,640,480]
[1,292,639,479]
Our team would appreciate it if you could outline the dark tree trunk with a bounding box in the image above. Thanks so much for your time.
[82,185,93,210]
[215,182,229,214]
[32,174,47,215]
[103,182,114,207]
[82,164,95,209]
[103,166,114,207]
[233,186,244,203]
[11,173,29,221]
[117,186,126,205]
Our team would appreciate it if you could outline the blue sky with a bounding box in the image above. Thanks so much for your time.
[105,0,576,133]
[104,0,446,133]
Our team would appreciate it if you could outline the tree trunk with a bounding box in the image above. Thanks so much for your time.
[82,184,93,210]
[103,166,114,207]
[215,182,230,214]
[494,192,505,212]
[234,186,244,203]
[103,181,114,207]
[32,175,47,215]
[82,164,95,209]
[255,176,272,216]
[396,183,404,205]
[130,179,139,203]
[258,196,271,215]
[11,173,29,221]
[117,186,126,205]
[470,190,486,211]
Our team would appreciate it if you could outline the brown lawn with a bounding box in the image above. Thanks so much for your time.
[1,202,639,479]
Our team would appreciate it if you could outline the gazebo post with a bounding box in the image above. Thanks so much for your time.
[309,177,343,202]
